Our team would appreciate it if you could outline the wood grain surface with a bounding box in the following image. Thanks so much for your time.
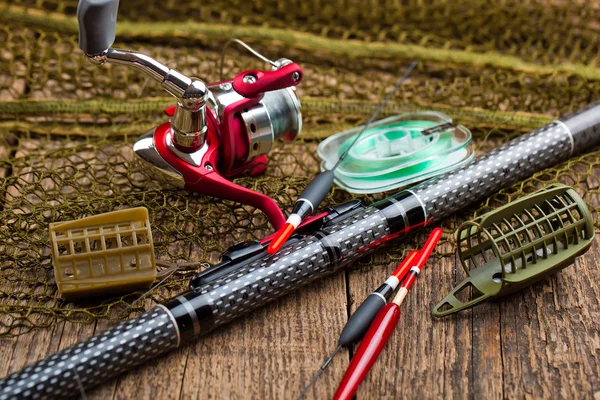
[0,136,599,399]
[3,0,600,397]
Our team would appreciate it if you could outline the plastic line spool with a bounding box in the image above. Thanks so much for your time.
[49,207,157,300]
[317,111,474,194]
[432,184,594,316]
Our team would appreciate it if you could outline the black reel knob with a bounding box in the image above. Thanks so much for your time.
[77,0,120,54]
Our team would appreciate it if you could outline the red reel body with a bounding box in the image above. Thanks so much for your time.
[148,64,303,230]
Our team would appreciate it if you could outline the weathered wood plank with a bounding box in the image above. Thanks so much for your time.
[0,138,77,395]
[1,133,600,400]
[471,302,503,399]
[346,222,600,399]
[0,138,136,399]
[85,139,195,399]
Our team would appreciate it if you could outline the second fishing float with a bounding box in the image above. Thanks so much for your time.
[297,228,442,400]
[333,230,441,400]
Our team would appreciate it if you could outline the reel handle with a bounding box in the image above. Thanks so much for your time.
[77,0,120,54]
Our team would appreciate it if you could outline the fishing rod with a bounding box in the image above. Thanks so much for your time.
[1,104,599,398]
[267,60,419,254]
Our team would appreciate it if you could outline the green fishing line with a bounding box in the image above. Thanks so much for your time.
[317,112,473,193]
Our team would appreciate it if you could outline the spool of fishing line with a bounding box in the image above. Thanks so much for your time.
[317,111,474,193]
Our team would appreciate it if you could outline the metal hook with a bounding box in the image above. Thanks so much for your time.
[219,38,277,80]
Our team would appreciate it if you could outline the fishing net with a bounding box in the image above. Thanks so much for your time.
[1,0,599,336]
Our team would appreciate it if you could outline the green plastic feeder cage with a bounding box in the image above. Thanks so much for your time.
[433,184,594,317]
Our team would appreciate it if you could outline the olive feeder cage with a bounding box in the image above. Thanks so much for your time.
[49,207,157,300]
[433,184,594,317]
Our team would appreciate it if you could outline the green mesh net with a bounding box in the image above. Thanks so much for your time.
[1,0,600,336]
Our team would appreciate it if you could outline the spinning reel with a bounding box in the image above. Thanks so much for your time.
[77,0,303,229]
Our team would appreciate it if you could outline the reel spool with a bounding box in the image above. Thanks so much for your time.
[433,184,594,316]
